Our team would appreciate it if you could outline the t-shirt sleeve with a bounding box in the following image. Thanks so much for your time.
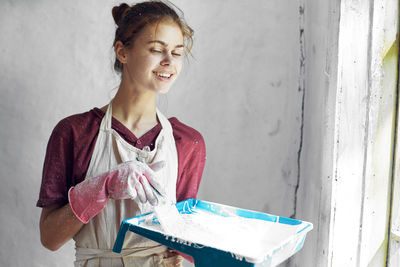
[176,131,206,202]
[36,119,74,207]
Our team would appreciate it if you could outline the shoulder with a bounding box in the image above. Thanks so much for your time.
[169,117,204,144]
[168,117,206,159]
[50,108,102,140]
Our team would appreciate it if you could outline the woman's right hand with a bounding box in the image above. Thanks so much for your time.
[106,160,166,204]
[68,160,165,224]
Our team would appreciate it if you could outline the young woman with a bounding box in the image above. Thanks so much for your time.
[36,1,206,266]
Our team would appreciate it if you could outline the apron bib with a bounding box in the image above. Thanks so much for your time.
[73,102,178,267]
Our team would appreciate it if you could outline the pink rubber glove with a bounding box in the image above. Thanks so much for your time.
[68,160,165,224]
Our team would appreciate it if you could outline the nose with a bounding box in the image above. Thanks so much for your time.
[160,52,172,66]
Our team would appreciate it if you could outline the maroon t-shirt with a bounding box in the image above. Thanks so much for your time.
[36,108,206,207]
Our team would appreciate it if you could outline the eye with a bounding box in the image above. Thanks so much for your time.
[151,49,162,53]
[172,49,183,57]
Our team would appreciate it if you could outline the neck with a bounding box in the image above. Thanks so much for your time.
[111,82,158,131]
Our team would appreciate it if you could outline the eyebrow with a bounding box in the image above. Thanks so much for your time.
[147,40,184,48]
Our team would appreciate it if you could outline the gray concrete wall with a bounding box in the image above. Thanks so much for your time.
[0,0,303,266]
[170,0,301,217]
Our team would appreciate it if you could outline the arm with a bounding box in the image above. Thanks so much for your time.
[176,130,206,202]
[39,160,164,251]
[38,120,81,251]
[39,204,83,251]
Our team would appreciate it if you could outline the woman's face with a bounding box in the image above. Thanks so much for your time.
[122,19,184,94]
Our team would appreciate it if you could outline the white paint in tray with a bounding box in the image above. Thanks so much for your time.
[128,209,300,262]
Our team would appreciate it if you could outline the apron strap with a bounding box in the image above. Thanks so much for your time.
[99,102,113,131]
[156,107,172,134]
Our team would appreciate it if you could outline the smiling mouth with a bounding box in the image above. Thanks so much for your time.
[153,71,173,80]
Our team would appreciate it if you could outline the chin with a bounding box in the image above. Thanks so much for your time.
[157,88,171,94]
[155,85,172,94]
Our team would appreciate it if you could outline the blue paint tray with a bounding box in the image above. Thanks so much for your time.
[113,199,313,266]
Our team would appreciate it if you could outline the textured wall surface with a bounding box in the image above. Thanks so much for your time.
[170,0,301,217]
[292,0,341,266]
[0,0,302,266]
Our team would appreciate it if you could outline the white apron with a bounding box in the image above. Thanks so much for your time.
[73,102,179,267]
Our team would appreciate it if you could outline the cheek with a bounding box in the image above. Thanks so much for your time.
[129,53,155,72]
[146,58,162,73]
[175,60,183,75]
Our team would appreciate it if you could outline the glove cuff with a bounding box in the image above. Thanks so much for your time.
[68,181,108,224]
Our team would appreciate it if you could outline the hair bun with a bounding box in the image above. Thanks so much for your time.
[112,3,131,27]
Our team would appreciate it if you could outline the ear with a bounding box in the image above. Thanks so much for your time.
[115,41,128,64]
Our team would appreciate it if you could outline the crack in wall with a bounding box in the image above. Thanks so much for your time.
[290,2,306,220]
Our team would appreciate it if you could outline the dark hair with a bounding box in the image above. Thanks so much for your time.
[111,1,194,74]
